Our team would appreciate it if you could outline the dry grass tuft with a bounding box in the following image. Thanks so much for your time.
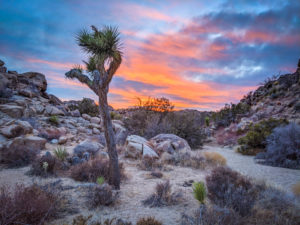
[142,180,182,207]
[292,182,300,196]
[136,217,162,225]
[203,152,227,166]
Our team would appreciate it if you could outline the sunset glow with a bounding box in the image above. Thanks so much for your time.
[0,0,299,110]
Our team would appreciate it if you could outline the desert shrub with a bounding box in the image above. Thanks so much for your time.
[255,122,300,169]
[70,157,126,183]
[124,97,206,148]
[78,98,99,117]
[28,153,58,177]
[0,146,38,167]
[97,176,105,185]
[161,151,206,169]
[89,184,116,207]
[237,118,288,155]
[292,182,300,196]
[205,167,263,216]
[49,115,59,125]
[142,180,182,207]
[203,152,226,166]
[166,111,206,148]
[0,184,63,225]
[246,187,300,225]
[110,111,122,120]
[211,102,251,128]
[135,96,174,112]
[181,205,241,225]
[136,217,162,225]
[192,182,206,204]
[138,156,164,171]
[205,116,210,127]
[65,215,132,225]
[54,146,69,161]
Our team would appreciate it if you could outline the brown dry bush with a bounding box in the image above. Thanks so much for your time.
[88,184,117,208]
[246,187,300,225]
[161,151,206,169]
[181,205,242,225]
[142,180,182,207]
[64,214,132,225]
[0,184,63,225]
[205,167,263,216]
[136,217,162,225]
[28,153,59,177]
[292,182,300,197]
[70,157,126,183]
[203,152,227,166]
[0,146,38,167]
[138,156,164,171]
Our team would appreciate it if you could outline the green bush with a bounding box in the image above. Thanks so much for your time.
[237,118,288,155]
[192,182,206,204]
[110,111,122,120]
[211,102,251,128]
[96,176,105,185]
[78,98,99,116]
[49,115,59,125]
[205,116,210,127]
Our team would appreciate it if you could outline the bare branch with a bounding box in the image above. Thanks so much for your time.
[65,69,97,94]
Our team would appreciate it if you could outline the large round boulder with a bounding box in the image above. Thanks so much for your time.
[73,139,104,157]
[149,134,191,155]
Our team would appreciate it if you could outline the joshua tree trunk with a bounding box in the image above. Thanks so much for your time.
[98,89,120,189]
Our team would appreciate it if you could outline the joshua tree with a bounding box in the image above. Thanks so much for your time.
[65,25,122,189]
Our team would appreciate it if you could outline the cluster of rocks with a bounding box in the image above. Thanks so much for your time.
[124,133,191,159]
[0,59,196,167]
[0,59,128,163]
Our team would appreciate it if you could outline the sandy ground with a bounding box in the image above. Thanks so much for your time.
[0,144,299,224]
[202,144,300,192]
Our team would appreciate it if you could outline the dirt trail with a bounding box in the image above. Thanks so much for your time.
[202,144,300,192]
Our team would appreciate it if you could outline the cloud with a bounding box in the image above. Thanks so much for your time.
[0,0,299,110]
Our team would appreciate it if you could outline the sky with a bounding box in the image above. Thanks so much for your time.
[0,0,299,110]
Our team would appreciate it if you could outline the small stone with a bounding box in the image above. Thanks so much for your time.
[51,139,58,144]
[90,117,101,124]
[82,113,91,121]
[58,136,68,144]
[92,127,100,134]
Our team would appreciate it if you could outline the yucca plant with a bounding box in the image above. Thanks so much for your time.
[54,146,68,161]
[192,181,206,204]
[65,25,122,189]
[97,176,105,185]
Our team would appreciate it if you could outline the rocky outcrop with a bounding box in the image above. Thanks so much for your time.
[6,135,47,151]
[125,135,158,158]
[45,105,65,116]
[0,120,32,138]
[73,139,104,157]
[150,134,191,154]
[0,105,24,118]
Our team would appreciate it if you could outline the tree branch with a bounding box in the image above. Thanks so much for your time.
[65,69,97,94]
